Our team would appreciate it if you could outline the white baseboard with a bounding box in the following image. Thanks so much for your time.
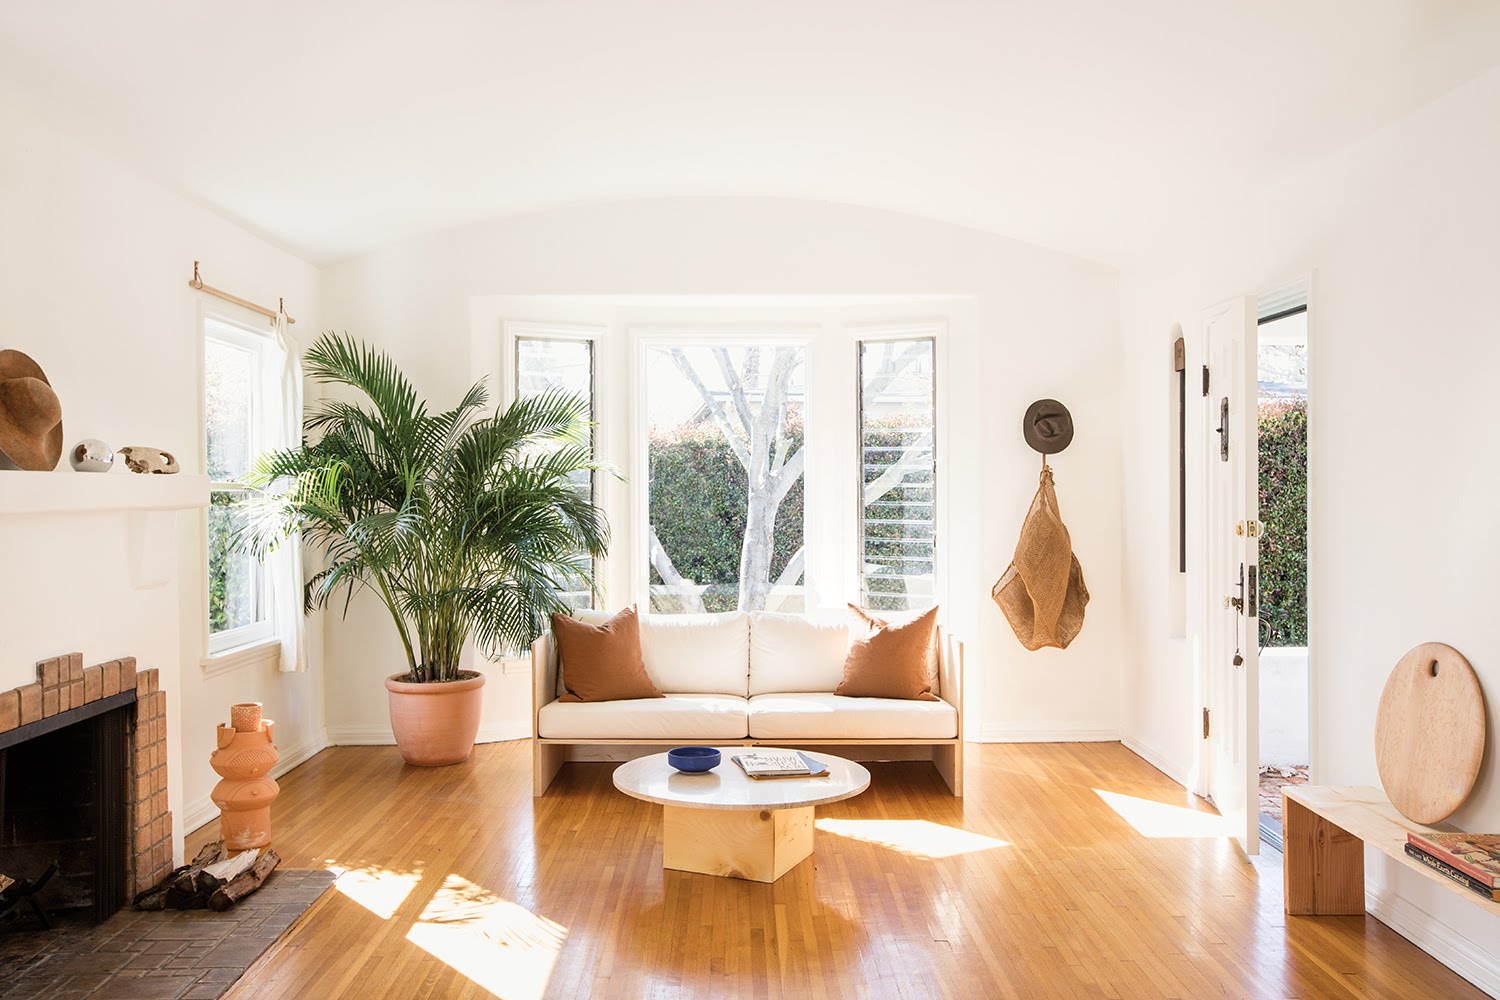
[325,723,527,746]
[1366,879,1500,998]
[323,725,393,746]
[979,727,1118,743]
[182,733,330,836]
[1119,734,1188,785]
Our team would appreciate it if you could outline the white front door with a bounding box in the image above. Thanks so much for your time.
[1199,297,1260,855]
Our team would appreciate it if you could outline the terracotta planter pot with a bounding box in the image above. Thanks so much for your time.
[385,671,485,766]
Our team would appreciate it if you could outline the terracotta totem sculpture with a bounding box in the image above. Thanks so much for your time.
[209,703,280,851]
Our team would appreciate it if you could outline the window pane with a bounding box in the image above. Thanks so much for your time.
[205,335,255,483]
[516,336,595,609]
[646,344,805,614]
[859,338,935,611]
[208,489,262,634]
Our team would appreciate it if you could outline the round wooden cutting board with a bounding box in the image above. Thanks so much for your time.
[1374,642,1486,824]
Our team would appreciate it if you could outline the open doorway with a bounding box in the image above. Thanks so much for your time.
[1254,286,1309,851]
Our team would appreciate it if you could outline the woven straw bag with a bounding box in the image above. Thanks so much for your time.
[992,467,1089,650]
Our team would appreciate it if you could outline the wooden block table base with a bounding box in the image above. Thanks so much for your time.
[663,805,814,882]
[613,748,870,884]
[1283,793,1365,915]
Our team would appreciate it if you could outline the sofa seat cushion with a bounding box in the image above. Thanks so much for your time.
[538,694,749,740]
[639,611,750,696]
[747,693,957,740]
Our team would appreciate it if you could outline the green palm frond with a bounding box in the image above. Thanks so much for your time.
[236,332,611,683]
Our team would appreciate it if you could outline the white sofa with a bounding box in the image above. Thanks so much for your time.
[530,610,964,797]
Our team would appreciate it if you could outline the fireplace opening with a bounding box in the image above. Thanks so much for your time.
[1,695,132,926]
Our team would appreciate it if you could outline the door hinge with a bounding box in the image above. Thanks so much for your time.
[1201,365,1210,397]
[1173,337,1186,373]
[1202,707,1210,739]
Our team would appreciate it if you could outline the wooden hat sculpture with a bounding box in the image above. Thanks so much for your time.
[0,350,64,471]
[993,399,1089,650]
[1375,642,1485,824]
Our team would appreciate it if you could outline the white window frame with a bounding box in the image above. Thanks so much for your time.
[854,329,940,612]
[506,323,601,610]
[204,315,277,656]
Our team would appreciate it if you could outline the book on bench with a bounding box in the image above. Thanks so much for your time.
[1404,843,1500,901]
[1406,831,1500,888]
[731,750,830,779]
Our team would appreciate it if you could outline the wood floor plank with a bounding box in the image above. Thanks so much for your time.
[193,741,1485,999]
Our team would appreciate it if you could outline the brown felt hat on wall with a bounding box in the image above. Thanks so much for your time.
[0,350,64,471]
[1022,398,1073,455]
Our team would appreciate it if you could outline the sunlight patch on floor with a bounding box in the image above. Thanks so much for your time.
[330,863,423,920]
[815,818,1009,859]
[1094,789,1228,839]
[405,873,567,1000]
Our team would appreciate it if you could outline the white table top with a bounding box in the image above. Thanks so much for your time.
[612,747,871,811]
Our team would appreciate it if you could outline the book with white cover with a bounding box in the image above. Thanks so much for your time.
[732,750,830,779]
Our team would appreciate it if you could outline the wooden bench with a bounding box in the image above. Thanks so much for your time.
[1283,785,1500,917]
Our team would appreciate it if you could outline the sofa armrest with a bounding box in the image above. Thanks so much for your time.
[531,632,557,738]
[937,628,964,721]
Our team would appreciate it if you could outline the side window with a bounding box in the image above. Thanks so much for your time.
[857,337,936,611]
[515,334,597,609]
[205,318,275,652]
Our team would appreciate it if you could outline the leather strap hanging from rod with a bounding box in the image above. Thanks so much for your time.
[187,261,296,325]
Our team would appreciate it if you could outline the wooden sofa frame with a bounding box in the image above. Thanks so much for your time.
[531,628,964,798]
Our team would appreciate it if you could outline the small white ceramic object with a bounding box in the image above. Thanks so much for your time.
[69,438,115,472]
[118,446,179,475]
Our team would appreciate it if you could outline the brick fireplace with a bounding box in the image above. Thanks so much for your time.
[0,653,172,920]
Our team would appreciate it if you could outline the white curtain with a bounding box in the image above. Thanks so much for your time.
[269,309,307,672]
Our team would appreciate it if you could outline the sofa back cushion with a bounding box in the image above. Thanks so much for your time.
[552,606,663,703]
[638,611,750,696]
[748,611,851,695]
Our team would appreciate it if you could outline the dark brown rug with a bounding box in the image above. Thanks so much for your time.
[0,868,335,1000]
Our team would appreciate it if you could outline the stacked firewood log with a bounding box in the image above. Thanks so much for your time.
[133,840,280,912]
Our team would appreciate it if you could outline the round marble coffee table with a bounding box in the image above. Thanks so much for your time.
[613,748,871,883]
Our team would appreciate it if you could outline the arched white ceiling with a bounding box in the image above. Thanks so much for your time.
[3,1,1498,265]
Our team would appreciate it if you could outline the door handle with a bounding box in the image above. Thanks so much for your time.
[1222,562,1246,614]
[1216,397,1230,461]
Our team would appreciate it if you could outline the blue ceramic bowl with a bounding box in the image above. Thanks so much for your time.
[668,746,721,773]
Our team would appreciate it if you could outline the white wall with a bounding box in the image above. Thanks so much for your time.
[1259,648,1309,768]
[1119,65,1500,992]
[319,197,1124,746]
[0,89,326,861]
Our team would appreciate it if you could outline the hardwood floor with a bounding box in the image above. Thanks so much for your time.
[189,741,1483,1000]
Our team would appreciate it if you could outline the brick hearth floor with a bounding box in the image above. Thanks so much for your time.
[0,869,335,1000]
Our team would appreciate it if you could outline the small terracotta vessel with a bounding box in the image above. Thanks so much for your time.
[210,702,280,850]
[385,672,485,766]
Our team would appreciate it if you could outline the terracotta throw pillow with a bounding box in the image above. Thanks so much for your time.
[553,606,662,702]
[834,605,941,701]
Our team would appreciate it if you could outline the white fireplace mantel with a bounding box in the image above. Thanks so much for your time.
[0,470,210,515]
[0,471,210,587]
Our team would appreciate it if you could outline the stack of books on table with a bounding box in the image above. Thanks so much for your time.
[731,750,830,780]
[1405,832,1500,901]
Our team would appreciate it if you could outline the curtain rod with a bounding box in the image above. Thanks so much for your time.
[188,261,296,325]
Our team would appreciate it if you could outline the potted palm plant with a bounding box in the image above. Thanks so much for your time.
[241,333,607,766]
